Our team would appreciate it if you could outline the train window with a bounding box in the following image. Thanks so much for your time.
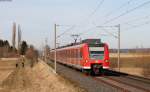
[80,50,82,58]
[73,49,76,58]
[75,49,78,58]
[89,47,104,60]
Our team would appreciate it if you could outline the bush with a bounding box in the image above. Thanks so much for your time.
[25,46,39,67]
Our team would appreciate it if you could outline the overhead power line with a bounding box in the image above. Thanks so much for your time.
[98,27,118,38]
[79,1,150,37]
[79,26,97,36]
[103,0,150,24]
[89,0,105,17]
[121,14,150,25]
[125,20,150,31]
[71,0,105,34]
[57,25,75,38]
[104,0,133,17]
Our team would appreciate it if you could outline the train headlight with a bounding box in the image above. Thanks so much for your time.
[105,60,109,62]
[85,60,88,63]
[96,60,98,63]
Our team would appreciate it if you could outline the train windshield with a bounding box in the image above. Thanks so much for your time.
[89,47,104,60]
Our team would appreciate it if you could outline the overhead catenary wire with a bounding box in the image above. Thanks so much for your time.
[79,25,118,36]
[57,0,105,39]
[124,20,150,31]
[56,25,76,38]
[57,1,150,43]
[79,26,97,36]
[53,0,104,39]
[79,1,150,38]
[57,0,105,38]
[52,0,104,41]
[103,0,150,25]
[69,0,105,35]
[79,0,105,24]
[79,25,119,39]
[89,0,105,17]
[99,27,118,38]
[95,25,119,38]
[55,0,105,39]
[121,14,150,25]
[104,0,134,17]
[78,0,133,35]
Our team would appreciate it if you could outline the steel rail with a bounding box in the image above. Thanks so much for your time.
[100,70,150,92]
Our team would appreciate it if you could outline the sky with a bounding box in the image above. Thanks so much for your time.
[0,0,150,49]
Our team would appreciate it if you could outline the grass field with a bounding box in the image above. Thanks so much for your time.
[110,53,150,78]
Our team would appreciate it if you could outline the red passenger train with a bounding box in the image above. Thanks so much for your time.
[49,39,109,75]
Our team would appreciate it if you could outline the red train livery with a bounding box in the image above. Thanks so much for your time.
[49,39,110,74]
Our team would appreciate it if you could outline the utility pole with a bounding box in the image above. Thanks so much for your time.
[56,43,60,48]
[117,24,120,72]
[97,24,121,72]
[0,26,1,39]
[54,24,57,73]
[45,38,48,62]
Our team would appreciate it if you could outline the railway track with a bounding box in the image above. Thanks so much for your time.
[105,70,150,89]
[104,70,150,84]
[95,70,150,92]
[47,60,150,92]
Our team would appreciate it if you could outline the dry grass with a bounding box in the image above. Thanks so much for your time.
[110,53,150,78]
[0,59,17,92]
[0,60,17,69]
[0,60,87,92]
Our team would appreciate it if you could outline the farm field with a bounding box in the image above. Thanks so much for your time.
[110,53,150,58]
[110,53,150,78]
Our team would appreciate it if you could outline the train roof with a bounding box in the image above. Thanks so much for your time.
[50,39,104,50]
[81,39,101,44]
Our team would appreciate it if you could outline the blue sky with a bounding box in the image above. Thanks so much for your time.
[0,0,150,49]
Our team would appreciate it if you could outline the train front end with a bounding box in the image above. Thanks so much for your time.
[82,39,109,75]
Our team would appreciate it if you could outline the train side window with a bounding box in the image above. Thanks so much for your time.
[67,50,68,56]
[80,50,82,58]
[75,49,77,58]
[72,49,74,58]
[79,50,83,59]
